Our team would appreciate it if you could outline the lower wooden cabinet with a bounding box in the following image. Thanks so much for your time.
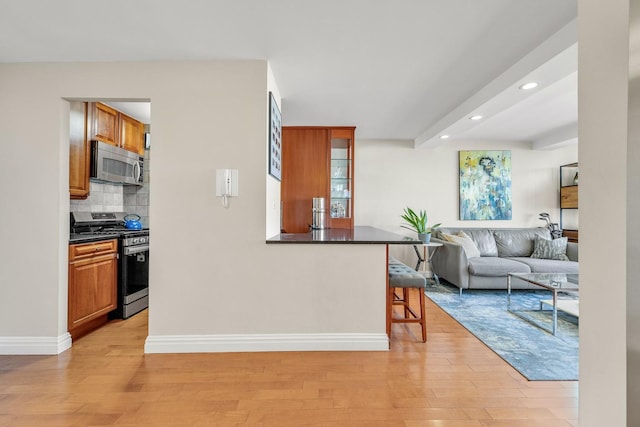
[68,239,118,339]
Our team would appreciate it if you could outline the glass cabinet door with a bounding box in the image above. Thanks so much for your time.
[328,128,354,229]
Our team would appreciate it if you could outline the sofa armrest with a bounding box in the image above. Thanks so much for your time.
[431,238,470,289]
[566,241,578,262]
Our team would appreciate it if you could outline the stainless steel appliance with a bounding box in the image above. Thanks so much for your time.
[70,212,149,319]
[311,197,326,229]
[117,232,149,319]
[91,141,144,186]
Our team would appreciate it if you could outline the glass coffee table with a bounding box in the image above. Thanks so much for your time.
[507,272,579,335]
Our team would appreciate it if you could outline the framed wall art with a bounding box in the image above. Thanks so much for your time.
[268,92,282,181]
[459,150,512,220]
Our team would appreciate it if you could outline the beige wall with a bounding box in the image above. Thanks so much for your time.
[266,63,282,237]
[355,139,577,262]
[579,0,629,425]
[0,60,388,354]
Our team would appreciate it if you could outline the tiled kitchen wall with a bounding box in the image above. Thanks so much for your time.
[70,148,151,227]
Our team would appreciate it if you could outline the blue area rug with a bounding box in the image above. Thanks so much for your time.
[425,282,578,381]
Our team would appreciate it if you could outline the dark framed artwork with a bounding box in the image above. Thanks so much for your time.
[268,92,282,181]
[459,150,512,220]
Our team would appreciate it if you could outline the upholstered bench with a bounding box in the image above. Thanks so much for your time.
[387,257,428,342]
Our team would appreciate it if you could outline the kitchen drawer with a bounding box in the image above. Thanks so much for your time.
[69,239,117,261]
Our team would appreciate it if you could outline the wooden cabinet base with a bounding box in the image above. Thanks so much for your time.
[68,314,111,340]
[68,239,118,339]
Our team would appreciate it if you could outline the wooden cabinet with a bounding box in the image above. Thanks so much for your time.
[89,102,145,156]
[328,128,355,230]
[281,126,355,233]
[560,162,578,242]
[560,186,578,208]
[69,102,90,199]
[562,229,579,243]
[120,113,145,155]
[69,102,145,200]
[90,102,119,146]
[68,239,118,339]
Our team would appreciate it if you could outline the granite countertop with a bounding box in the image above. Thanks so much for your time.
[267,226,421,244]
[69,233,120,244]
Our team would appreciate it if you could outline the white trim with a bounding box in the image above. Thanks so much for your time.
[144,333,389,353]
[0,333,72,355]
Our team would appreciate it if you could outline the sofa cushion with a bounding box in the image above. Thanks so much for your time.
[507,257,579,274]
[437,228,498,257]
[493,228,551,257]
[530,235,569,261]
[468,257,531,277]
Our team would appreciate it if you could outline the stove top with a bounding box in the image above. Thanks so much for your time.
[72,228,149,236]
[70,211,149,238]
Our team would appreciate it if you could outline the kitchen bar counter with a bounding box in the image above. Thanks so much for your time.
[267,226,420,245]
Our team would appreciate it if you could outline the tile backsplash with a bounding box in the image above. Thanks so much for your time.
[70,149,151,227]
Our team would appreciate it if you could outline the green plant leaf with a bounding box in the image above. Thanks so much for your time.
[401,207,439,234]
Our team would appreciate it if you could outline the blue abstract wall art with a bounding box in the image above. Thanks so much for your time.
[459,150,512,220]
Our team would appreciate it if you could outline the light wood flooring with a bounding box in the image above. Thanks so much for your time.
[0,293,578,426]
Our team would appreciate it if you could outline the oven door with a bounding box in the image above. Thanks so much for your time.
[120,243,149,318]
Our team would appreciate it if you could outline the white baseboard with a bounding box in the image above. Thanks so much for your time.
[144,333,389,353]
[0,333,72,355]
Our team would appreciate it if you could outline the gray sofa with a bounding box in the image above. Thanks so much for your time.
[431,227,578,293]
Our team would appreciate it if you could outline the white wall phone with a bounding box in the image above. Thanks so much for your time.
[216,169,239,207]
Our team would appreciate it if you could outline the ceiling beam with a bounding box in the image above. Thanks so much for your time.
[415,19,577,149]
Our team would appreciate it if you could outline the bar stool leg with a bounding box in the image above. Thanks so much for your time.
[419,288,427,342]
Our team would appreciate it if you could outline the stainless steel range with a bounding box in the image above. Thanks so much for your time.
[70,212,149,319]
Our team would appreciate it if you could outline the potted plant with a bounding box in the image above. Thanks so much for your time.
[401,207,441,243]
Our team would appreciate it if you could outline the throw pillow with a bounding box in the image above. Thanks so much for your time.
[441,233,457,243]
[444,232,481,258]
[530,236,570,261]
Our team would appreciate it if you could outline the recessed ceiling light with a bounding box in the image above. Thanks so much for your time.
[439,134,450,140]
[469,115,483,121]
[519,81,539,90]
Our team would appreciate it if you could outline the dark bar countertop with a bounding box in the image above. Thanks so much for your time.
[267,226,420,244]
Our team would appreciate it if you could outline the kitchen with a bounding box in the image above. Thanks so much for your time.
[68,100,151,339]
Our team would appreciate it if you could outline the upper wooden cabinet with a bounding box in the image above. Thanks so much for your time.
[69,102,90,199]
[90,102,119,146]
[281,126,355,233]
[120,113,145,155]
[88,102,145,156]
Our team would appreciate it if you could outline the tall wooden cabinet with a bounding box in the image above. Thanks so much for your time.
[69,102,91,199]
[281,126,355,233]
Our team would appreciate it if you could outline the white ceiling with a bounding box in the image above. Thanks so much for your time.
[0,0,577,149]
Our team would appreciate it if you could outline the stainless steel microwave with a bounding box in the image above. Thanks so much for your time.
[90,140,144,186]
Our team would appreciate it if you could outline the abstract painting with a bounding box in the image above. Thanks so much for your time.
[268,92,282,181]
[459,150,512,220]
